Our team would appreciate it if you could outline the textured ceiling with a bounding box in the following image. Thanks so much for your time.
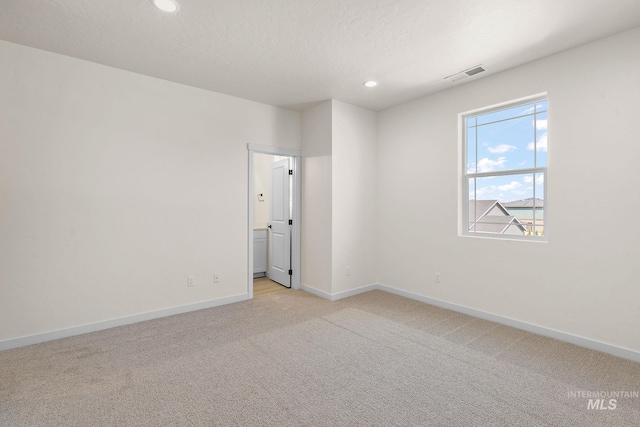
[1,0,639,111]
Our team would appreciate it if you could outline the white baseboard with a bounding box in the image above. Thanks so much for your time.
[329,284,378,301]
[0,293,249,352]
[298,282,639,362]
[300,284,334,300]
[376,283,640,363]
[5,284,638,364]
[300,283,377,301]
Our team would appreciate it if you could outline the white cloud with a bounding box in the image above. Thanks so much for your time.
[475,185,497,198]
[477,157,506,172]
[536,119,547,130]
[498,181,522,191]
[523,175,544,184]
[527,133,547,152]
[488,144,517,154]
[538,134,548,151]
[475,180,527,200]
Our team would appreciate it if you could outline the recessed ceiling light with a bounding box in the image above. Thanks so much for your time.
[363,81,378,88]
[152,0,180,13]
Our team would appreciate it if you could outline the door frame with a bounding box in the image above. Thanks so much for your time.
[247,144,301,299]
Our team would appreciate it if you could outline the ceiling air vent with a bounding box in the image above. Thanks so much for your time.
[445,65,486,83]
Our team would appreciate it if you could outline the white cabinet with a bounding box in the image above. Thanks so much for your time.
[253,229,267,277]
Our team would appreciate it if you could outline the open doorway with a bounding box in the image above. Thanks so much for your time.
[247,144,301,299]
[253,153,292,288]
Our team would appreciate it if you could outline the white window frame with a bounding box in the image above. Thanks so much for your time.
[461,94,548,242]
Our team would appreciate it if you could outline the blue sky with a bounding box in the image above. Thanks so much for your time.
[467,100,547,204]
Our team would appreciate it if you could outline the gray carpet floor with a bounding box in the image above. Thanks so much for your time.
[1,289,638,426]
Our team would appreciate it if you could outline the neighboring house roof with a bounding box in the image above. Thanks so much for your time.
[469,200,527,234]
[502,198,544,208]
[504,210,541,221]
[469,200,499,217]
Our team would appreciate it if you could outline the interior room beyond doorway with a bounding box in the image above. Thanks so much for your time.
[253,277,287,297]
[253,152,293,289]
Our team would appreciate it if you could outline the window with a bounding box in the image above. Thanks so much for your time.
[463,96,547,240]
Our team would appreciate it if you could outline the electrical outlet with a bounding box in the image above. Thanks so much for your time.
[435,272,441,284]
[346,266,351,276]
[213,273,220,283]
[187,276,195,287]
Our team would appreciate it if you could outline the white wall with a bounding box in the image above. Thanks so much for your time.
[376,28,640,352]
[4,27,638,355]
[0,40,301,342]
[301,100,377,296]
[331,100,377,293]
[301,101,333,294]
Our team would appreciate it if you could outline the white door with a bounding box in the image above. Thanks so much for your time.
[269,158,291,287]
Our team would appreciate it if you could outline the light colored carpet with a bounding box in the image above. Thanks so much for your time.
[1,289,638,426]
